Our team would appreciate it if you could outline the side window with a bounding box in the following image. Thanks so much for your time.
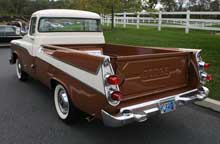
[29,17,37,35]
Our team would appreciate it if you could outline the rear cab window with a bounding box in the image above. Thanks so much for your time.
[38,18,102,32]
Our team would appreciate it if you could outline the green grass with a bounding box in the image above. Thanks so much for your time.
[51,24,82,32]
[103,25,220,101]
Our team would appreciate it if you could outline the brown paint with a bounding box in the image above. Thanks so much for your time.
[42,44,104,74]
[11,43,36,77]
[10,43,200,118]
[114,53,192,101]
[35,58,109,118]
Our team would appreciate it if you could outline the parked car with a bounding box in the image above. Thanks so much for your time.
[7,21,28,35]
[9,9,211,127]
[0,25,22,44]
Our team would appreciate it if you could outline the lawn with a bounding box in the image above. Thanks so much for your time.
[103,25,220,101]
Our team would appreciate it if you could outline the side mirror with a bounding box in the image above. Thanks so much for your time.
[18,26,28,36]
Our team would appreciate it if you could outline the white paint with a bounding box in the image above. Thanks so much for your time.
[54,84,69,119]
[177,48,201,53]
[12,9,105,57]
[185,10,190,34]
[11,9,108,95]
[123,12,127,28]
[158,11,162,31]
[38,48,107,94]
[137,12,140,29]
[16,59,22,79]
[32,9,100,19]
[11,38,33,55]
[36,33,105,44]
[12,37,108,94]
[103,11,220,33]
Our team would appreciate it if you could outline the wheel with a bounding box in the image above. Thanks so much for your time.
[16,59,28,81]
[54,84,79,123]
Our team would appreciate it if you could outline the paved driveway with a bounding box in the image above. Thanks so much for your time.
[0,48,220,144]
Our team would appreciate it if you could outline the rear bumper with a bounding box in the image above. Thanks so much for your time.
[101,86,209,127]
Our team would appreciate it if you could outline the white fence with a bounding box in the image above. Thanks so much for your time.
[102,11,220,34]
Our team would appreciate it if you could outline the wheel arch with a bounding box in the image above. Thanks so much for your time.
[10,51,20,64]
[50,78,80,110]
[50,78,67,90]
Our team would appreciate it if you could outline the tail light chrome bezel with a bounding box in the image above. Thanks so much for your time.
[198,61,210,71]
[107,90,121,106]
[200,72,212,84]
[102,57,121,106]
[196,51,211,85]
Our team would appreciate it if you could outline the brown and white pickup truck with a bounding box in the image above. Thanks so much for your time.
[10,9,211,127]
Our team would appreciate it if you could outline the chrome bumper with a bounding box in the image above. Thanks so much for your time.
[101,86,209,127]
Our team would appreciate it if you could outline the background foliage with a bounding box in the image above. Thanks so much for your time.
[0,0,220,16]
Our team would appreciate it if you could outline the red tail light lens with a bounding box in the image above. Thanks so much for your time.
[107,75,120,85]
[206,74,212,81]
[204,63,210,70]
[111,91,122,101]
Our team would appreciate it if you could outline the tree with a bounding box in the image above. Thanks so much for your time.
[63,0,143,29]
[0,0,28,15]
[64,0,143,14]
[210,0,220,11]
[189,0,197,7]
[160,0,177,11]
[142,0,158,9]
[0,0,65,16]
[197,0,211,11]
[176,0,187,11]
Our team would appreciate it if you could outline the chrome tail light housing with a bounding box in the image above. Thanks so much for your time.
[196,51,212,85]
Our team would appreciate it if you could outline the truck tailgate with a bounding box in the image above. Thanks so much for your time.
[112,52,191,101]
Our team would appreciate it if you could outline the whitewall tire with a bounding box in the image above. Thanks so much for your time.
[54,84,79,123]
[16,59,28,81]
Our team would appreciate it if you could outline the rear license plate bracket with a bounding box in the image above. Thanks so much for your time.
[159,99,176,114]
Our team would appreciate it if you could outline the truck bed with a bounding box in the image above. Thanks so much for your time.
[42,44,200,103]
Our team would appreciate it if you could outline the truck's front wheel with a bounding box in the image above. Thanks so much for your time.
[54,84,79,123]
[16,59,28,81]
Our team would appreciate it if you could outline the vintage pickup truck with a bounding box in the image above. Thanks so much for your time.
[10,9,211,127]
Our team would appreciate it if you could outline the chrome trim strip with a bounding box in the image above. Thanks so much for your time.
[102,87,209,127]
[144,107,159,114]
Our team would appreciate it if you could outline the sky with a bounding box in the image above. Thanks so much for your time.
[155,2,163,10]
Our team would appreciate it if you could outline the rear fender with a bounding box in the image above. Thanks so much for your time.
[50,77,77,105]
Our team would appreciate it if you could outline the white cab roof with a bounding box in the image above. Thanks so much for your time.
[32,9,100,19]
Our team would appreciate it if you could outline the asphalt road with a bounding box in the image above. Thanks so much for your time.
[0,47,220,144]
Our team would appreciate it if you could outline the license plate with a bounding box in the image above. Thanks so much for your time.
[159,99,176,114]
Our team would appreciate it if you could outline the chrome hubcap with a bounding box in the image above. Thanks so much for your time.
[57,89,69,115]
